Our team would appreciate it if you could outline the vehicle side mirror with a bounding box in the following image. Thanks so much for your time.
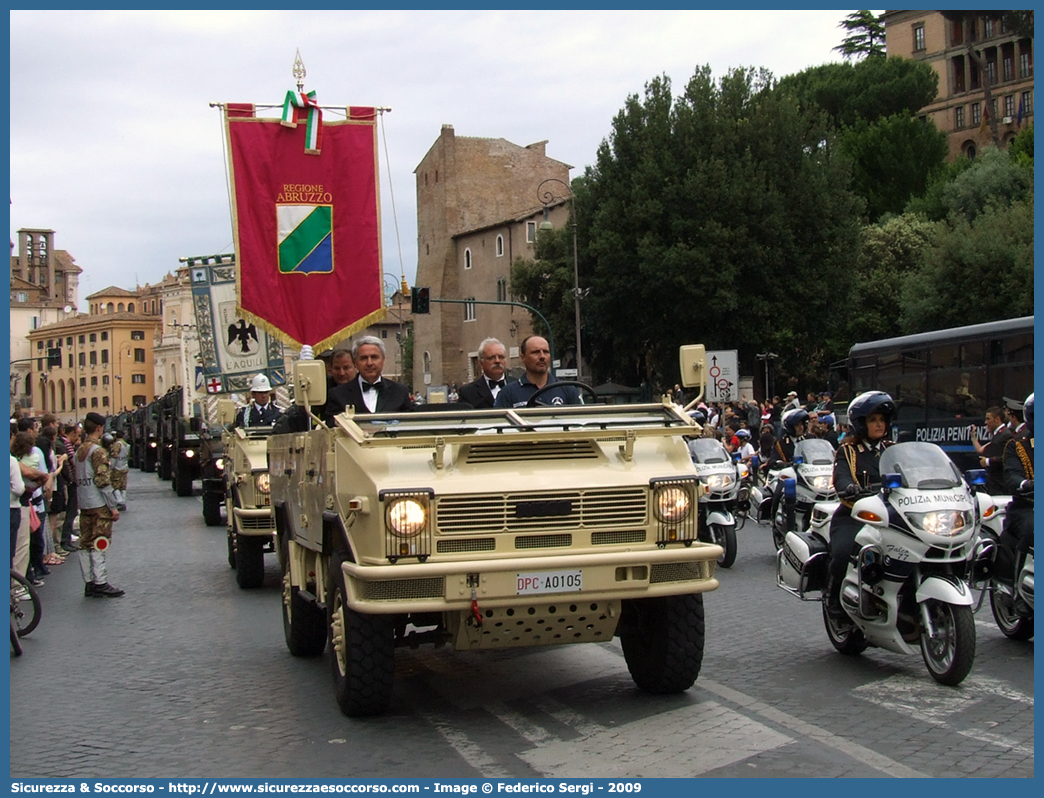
[216,399,235,426]
[678,345,706,393]
[965,469,988,490]
[294,360,327,408]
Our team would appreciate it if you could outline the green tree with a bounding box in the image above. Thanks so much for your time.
[847,213,936,342]
[899,196,1034,331]
[833,10,886,60]
[580,67,864,391]
[777,56,938,129]
[939,145,1033,222]
[510,220,578,362]
[1009,124,1034,167]
[838,113,948,220]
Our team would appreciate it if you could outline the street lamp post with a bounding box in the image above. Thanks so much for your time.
[537,178,585,383]
[383,273,409,380]
[117,342,132,412]
[755,352,778,402]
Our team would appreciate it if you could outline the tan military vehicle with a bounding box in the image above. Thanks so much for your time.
[216,400,276,589]
[270,347,720,716]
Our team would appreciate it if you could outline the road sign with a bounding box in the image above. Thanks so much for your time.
[706,350,738,403]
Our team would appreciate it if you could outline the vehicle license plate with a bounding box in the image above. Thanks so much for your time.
[516,569,583,595]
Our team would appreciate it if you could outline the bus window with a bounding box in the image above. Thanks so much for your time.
[961,341,985,369]
[990,333,1033,365]
[928,367,985,418]
[878,352,926,423]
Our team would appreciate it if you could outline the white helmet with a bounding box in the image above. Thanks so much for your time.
[250,373,272,392]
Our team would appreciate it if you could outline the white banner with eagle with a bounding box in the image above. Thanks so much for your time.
[189,256,286,394]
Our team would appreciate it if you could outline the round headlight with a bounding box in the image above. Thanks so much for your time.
[386,498,427,537]
[810,475,833,491]
[254,472,271,494]
[185,449,196,459]
[909,510,970,537]
[655,486,691,523]
[703,473,734,491]
[215,459,225,471]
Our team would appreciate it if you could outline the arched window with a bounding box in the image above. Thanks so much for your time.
[59,380,66,411]
[496,235,504,257]
[423,351,431,374]
[128,302,135,312]
[464,248,472,270]
[117,303,124,312]
[107,302,115,313]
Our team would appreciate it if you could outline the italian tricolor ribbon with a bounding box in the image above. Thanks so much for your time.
[281,90,323,154]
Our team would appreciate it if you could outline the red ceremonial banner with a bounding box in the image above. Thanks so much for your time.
[225,106,384,350]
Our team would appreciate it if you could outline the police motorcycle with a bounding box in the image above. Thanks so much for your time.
[761,437,838,551]
[734,454,758,530]
[777,441,980,686]
[687,437,742,568]
[967,477,1034,640]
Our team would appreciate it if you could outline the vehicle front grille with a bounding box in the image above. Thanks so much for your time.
[649,561,713,584]
[515,534,572,549]
[238,515,274,531]
[436,538,496,554]
[592,530,646,545]
[437,488,647,534]
[465,440,600,464]
[357,577,445,601]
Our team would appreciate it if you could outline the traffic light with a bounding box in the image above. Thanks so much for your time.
[411,287,430,314]
[47,348,62,368]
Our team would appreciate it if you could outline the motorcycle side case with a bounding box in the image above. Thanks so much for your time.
[777,530,829,598]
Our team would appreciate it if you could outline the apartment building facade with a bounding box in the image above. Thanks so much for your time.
[884,10,1034,159]
[412,124,572,393]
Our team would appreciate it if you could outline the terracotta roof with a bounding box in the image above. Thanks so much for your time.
[453,197,570,239]
[26,312,161,335]
[53,250,82,274]
[86,285,138,299]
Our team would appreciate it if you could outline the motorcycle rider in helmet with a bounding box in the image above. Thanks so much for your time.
[996,392,1033,605]
[768,409,810,470]
[734,428,756,465]
[766,408,811,523]
[825,391,896,619]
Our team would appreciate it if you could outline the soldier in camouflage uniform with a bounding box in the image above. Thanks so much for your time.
[75,413,124,598]
[108,430,130,511]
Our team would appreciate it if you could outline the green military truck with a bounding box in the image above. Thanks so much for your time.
[269,349,720,717]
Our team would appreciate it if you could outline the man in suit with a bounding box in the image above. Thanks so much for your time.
[324,336,412,420]
[234,374,283,428]
[458,338,508,409]
[971,406,1012,495]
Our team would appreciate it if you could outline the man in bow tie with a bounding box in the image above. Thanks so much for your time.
[459,338,508,409]
[323,336,413,421]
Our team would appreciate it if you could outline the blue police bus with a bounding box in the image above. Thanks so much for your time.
[834,316,1033,469]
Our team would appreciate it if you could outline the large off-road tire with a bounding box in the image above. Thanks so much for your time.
[920,600,976,686]
[823,602,868,656]
[710,523,737,569]
[281,539,326,657]
[203,492,223,527]
[175,459,193,497]
[328,551,395,716]
[235,533,265,589]
[158,451,171,481]
[620,594,705,694]
[989,586,1034,641]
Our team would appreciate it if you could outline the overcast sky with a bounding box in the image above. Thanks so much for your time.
[10,9,863,303]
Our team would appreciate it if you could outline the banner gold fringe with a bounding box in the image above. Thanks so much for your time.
[234,305,389,355]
